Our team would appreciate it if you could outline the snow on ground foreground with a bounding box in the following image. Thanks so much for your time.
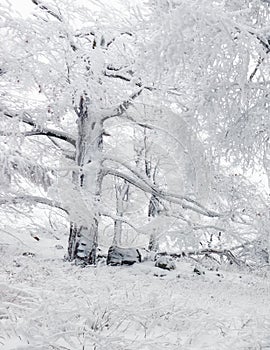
[0,245,270,350]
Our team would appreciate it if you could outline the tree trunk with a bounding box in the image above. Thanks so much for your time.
[113,180,129,245]
[67,95,103,265]
[148,194,161,252]
[145,145,162,252]
[134,128,162,252]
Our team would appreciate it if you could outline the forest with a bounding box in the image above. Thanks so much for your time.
[1,1,270,349]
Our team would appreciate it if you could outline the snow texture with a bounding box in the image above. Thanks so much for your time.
[0,243,270,350]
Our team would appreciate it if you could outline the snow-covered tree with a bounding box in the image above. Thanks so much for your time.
[136,0,270,261]
[0,0,218,264]
[2,0,270,266]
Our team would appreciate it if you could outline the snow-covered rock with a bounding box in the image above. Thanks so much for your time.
[155,255,176,270]
[107,246,142,265]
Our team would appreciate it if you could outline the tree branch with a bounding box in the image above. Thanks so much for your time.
[31,0,62,22]
[47,136,75,160]
[158,248,243,265]
[168,212,226,232]
[9,156,54,188]
[101,88,144,121]
[249,55,267,81]
[101,211,146,235]
[0,195,67,213]
[3,111,76,147]
[103,166,220,218]
[104,71,133,82]
[106,32,132,48]
[23,130,76,146]
[104,156,219,217]
[104,69,190,106]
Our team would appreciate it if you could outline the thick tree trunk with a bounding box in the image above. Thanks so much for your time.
[68,221,98,264]
[67,95,103,265]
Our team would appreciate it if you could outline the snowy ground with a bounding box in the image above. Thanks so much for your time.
[0,240,270,350]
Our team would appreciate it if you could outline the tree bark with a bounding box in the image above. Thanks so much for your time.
[67,95,103,265]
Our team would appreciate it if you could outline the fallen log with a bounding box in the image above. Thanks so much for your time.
[157,248,243,266]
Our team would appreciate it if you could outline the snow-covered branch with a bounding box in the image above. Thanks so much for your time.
[31,0,63,22]
[101,211,146,235]
[9,156,53,189]
[102,88,144,121]
[158,248,243,266]
[3,111,76,146]
[104,166,220,218]
[104,156,219,217]
[0,196,67,213]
